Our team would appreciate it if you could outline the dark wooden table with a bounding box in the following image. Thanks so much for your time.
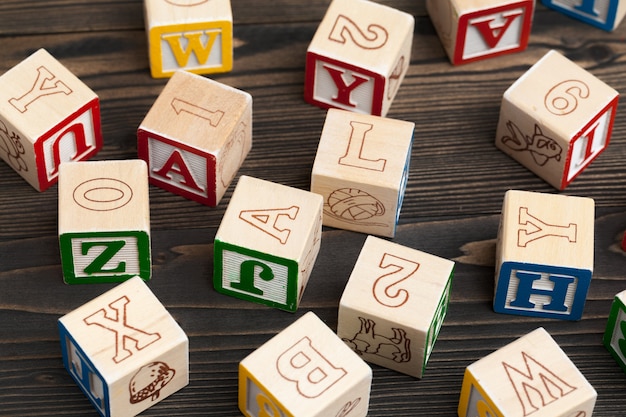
[2,1,626,416]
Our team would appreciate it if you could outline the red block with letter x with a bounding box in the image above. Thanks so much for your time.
[138,70,252,206]
[304,0,414,116]
[0,48,102,191]
[427,0,535,65]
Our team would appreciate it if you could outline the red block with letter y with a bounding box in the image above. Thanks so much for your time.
[0,48,102,191]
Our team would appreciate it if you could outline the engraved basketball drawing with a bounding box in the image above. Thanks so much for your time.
[327,188,385,221]
[129,361,176,404]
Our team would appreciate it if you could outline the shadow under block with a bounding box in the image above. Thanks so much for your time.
[58,276,189,417]
[337,236,454,378]
[137,70,252,206]
[458,327,596,417]
[310,108,414,238]
[58,160,151,284]
[213,175,323,312]
[0,48,102,191]
[144,0,233,78]
[239,311,372,417]
[542,0,626,31]
[426,0,535,65]
[603,289,626,373]
[304,0,414,116]
[495,49,619,190]
[494,190,594,321]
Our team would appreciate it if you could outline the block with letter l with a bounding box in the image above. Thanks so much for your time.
[458,327,596,417]
[239,311,372,417]
[144,0,233,78]
[494,190,594,321]
[310,109,414,238]
[603,289,626,373]
[495,50,619,190]
[0,48,102,191]
[337,236,455,378]
[213,175,323,312]
[304,0,414,116]
[138,70,252,206]
[58,160,151,284]
[542,0,626,31]
[58,276,189,417]
[426,0,535,65]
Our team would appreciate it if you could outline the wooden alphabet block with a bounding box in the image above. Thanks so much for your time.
[310,108,414,238]
[58,160,151,284]
[495,49,619,190]
[304,0,414,116]
[458,327,596,417]
[137,70,252,206]
[494,190,594,321]
[239,311,372,417]
[542,0,626,31]
[0,48,102,191]
[337,236,454,378]
[426,0,535,65]
[603,289,626,373]
[213,175,323,312]
[144,0,233,78]
[58,276,189,417]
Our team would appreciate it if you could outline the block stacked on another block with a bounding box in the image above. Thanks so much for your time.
[337,236,454,378]
[603,289,626,373]
[458,327,596,417]
[311,108,414,238]
[213,175,323,312]
[542,0,626,31]
[494,190,594,321]
[58,276,189,417]
[496,49,619,190]
[426,0,535,65]
[0,48,102,191]
[138,70,252,206]
[304,0,414,116]
[144,0,233,78]
[239,311,372,417]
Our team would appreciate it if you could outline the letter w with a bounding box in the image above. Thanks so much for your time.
[162,30,220,67]
[503,351,576,416]
[84,296,161,363]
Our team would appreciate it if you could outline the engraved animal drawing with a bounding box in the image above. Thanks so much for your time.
[343,317,410,363]
[500,121,562,166]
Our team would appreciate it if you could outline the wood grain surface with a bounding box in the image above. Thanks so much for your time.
[1,1,626,416]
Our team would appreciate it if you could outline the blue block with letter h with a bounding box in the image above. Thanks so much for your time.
[542,0,626,31]
[494,262,592,321]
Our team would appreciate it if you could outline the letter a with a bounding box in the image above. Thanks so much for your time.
[152,149,205,194]
[239,206,299,244]
[9,66,72,113]
[471,10,523,49]
[277,336,347,398]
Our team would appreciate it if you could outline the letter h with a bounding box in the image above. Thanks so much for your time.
[494,262,592,321]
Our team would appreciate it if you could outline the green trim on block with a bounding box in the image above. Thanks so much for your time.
[603,294,626,373]
[60,231,151,284]
[214,239,299,312]
[422,266,454,376]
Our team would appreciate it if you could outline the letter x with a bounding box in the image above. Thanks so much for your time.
[83,296,161,363]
